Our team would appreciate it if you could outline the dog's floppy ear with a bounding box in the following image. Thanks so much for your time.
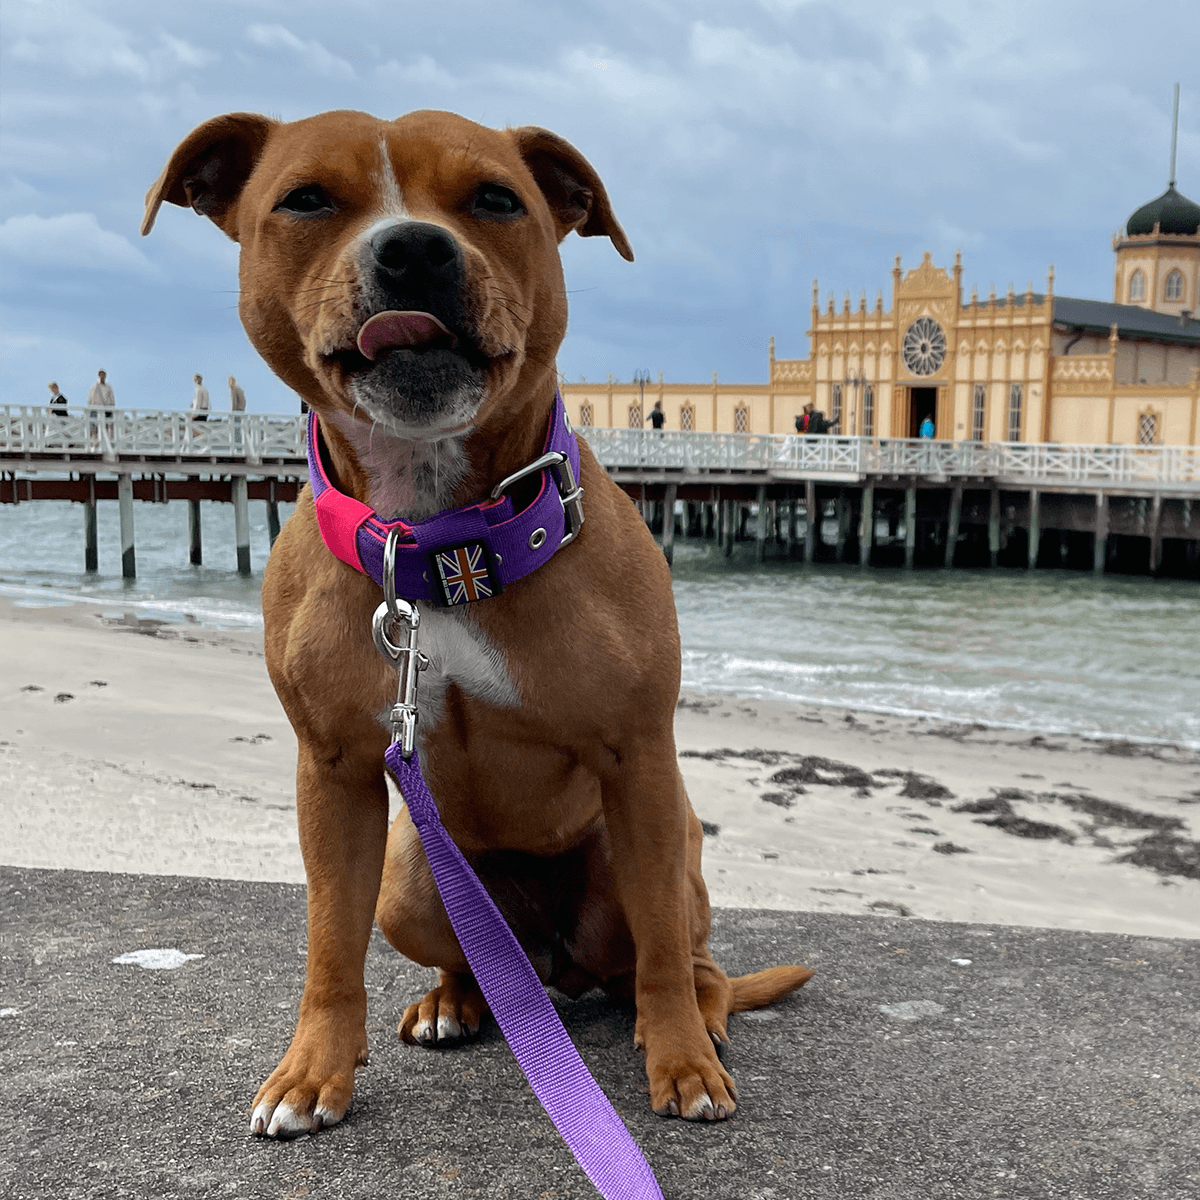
[141,113,276,239]
[511,127,634,262]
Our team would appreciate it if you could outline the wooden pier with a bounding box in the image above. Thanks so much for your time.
[2,406,1198,579]
[1,407,304,577]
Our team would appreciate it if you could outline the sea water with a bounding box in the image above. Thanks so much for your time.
[2,499,1198,748]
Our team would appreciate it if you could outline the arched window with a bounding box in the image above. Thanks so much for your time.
[1007,383,1023,442]
[733,406,749,433]
[1129,269,1146,302]
[972,384,987,441]
[578,403,594,427]
[830,384,843,427]
[1165,269,1184,302]
[862,385,875,437]
[628,404,642,428]
[680,405,695,431]
[1138,410,1159,445]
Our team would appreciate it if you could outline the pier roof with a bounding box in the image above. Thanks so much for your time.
[1052,294,1200,347]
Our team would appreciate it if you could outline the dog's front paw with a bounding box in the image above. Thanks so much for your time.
[399,971,489,1047]
[249,1025,367,1138]
[642,1024,738,1122]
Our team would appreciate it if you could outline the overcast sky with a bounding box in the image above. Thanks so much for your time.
[1,0,1196,413]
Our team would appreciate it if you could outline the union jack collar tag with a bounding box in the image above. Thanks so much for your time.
[431,542,503,606]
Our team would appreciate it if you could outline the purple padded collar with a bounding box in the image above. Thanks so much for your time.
[308,393,582,606]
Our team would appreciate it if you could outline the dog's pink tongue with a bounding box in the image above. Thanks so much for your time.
[356,311,455,360]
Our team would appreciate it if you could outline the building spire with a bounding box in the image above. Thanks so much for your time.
[1169,82,1179,187]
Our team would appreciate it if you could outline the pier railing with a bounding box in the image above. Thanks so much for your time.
[584,427,1200,486]
[0,405,307,463]
[3,406,1198,487]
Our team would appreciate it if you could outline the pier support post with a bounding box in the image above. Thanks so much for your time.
[662,483,678,565]
[84,477,98,572]
[723,500,734,557]
[755,485,767,562]
[1093,492,1108,575]
[266,480,281,548]
[804,480,817,563]
[1027,489,1040,570]
[787,497,798,557]
[835,489,849,563]
[859,483,875,567]
[1148,492,1163,576]
[904,486,917,569]
[233,476,251,576]
[118,473,135,579]
[188,498,202,565]
[945,483,962,569]
[988,487,1001,568]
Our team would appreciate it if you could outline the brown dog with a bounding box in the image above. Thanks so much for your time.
[142,108,813,1139]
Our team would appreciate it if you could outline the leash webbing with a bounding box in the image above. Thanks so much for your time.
[386,744,664,1200]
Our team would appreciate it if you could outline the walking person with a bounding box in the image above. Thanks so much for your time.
[46,381,68,447]
[918,414,935,439]
[228,375,246,413]
[87,369,116,450]
[191,374,210,422]
[228,374,246,452]
[645,399,666,432]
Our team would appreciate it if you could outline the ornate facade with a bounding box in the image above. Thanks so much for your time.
[563,184,1200,446]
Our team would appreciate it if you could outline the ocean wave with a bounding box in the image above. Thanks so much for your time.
[1,582,263,629]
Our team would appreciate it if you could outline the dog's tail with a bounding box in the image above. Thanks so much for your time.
[728,964,815,1013]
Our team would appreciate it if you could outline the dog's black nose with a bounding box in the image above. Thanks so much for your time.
[370,222,461,285]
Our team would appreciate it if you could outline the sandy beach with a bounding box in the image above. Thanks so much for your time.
[1,597,1197,940]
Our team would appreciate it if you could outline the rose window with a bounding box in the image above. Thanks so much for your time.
[902,317,946,376]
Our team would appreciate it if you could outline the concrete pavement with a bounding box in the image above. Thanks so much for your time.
[0,865,1195,1199]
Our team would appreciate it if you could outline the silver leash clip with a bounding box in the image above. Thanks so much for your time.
[372,529,426,758]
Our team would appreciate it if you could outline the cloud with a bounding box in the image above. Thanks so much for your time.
[0,213,155,275]
[159,33,218,69]
[245,24,355,79]
[5,1,220,84]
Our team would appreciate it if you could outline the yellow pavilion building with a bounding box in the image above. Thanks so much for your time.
[562,181,1200,446]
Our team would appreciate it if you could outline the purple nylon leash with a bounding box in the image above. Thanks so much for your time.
[367,527,662,1200]
[385,744,663,1200]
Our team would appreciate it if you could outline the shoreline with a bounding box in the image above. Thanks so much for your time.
[1,597,1197,939]
[4,586,1197,755]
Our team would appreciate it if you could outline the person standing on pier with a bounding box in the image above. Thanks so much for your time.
[47,382,68,414]
[87,369,115,449]
[646,399,666,432]
[919,414,935,439]
[191,374,210,422]
[228,375,246,452]
[228,376,246,413]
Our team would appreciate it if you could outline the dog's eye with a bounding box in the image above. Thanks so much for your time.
[276,185,335,215]
[473,185,523,219]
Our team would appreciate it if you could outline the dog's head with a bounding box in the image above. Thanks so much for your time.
[142,109,631,440]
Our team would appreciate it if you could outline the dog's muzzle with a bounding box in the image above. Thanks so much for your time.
[345,222,488,429]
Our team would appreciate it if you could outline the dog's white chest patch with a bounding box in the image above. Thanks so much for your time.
[379,606,518,741]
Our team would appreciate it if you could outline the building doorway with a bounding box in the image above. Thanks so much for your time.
[910,387,938,437]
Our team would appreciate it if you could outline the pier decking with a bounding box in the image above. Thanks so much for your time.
[3,405,1198,578]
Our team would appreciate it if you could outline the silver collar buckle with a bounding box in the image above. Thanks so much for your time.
[489,451,585,547]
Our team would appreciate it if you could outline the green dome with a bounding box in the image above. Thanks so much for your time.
[1126,183,1200,236]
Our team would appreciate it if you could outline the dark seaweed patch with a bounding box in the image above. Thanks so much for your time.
[1116,832,1200,880]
